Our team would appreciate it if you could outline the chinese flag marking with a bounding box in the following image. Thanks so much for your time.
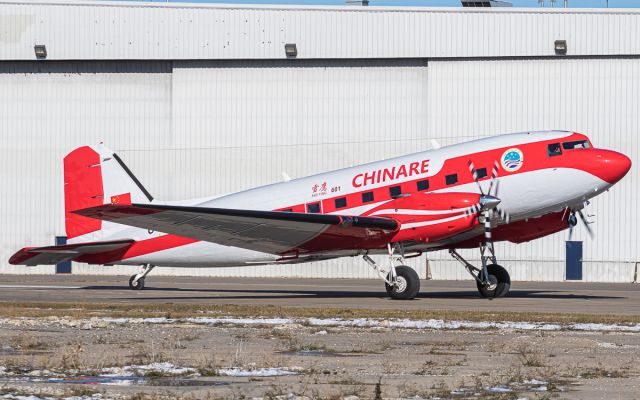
[110,193,132,206]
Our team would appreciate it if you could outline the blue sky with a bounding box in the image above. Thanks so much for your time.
[144,0,639,7]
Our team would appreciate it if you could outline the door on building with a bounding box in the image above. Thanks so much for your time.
[55,236,72,274]
[565,241,583,280]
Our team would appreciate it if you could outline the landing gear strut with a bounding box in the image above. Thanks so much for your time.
[449,160,511,298]
[129,264,155,290]
[450,248,510,298]
[363,244,420,300]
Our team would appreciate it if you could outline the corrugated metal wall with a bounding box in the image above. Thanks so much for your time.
[2,57,637,282]
[426,58,639,282]
[2,1,640,60]
[0,61,172,274]
[76,59,432,279]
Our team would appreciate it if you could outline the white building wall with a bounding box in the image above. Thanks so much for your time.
[2,1,640,61]
[425,58,639,282]
[0,61,173,274]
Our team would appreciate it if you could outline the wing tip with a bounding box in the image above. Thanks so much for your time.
[8,247,37,265]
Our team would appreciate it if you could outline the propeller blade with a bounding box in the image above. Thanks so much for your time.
[496,207,510,224]
[568,225,574,241]
[483,209,493,246]
[486,160,500,196]
[467,160,485,195]
[577,210,595,239]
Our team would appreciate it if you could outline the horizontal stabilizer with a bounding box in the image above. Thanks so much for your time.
[9,239,134,266]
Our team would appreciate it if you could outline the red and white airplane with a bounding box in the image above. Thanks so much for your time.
[10,130,631,299]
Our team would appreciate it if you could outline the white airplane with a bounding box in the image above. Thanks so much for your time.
[11,130,631,299]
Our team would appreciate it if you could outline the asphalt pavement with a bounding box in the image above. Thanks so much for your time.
[0,274,638,315]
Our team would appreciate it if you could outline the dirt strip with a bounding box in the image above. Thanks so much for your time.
[1,313,639,400]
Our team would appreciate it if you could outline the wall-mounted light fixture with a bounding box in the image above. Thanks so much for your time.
[284,43,297,58]
[554,40,567,55]
[34,44,47,59]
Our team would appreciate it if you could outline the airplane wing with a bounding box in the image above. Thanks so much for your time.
[9,239,134,266]
[74,204,398,255]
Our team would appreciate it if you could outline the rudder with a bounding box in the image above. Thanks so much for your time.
[64,146,104,239]
[64,144,153,241]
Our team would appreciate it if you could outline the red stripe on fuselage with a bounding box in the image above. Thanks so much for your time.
[75,235,198,265]
[283,132,594,215]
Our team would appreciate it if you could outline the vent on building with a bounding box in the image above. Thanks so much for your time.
[461,1,513,6]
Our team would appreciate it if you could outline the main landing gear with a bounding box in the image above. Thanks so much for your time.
[363,244,421,300]
[450,247,511,298]
[449,159,511,298]
[129,264,155,290]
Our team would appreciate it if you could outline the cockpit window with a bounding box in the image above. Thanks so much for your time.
[562,140,591,150]
[547,143,562,157]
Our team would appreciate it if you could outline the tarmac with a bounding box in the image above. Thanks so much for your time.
[0,274,639,315]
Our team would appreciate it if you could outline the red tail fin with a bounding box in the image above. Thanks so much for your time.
[64,146,104,239]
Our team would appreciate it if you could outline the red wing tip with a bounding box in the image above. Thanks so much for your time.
[8,247,37,265]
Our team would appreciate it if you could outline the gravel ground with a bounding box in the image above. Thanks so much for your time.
[0,315,639,399]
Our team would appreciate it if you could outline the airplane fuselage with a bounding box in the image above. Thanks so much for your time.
[77,130,630,268]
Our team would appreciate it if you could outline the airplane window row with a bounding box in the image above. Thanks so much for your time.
[310,179,436,213]
[563,140,590,150]
[549,140,591,157]
[300,168,472,214]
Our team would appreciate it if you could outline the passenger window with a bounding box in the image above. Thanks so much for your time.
[362,191,374,203]
[445,174,458,185]
[475,168,487,179]
[548,143,562,157]
[389,186,402,198]
[306,202,320,213]
[281,208,293,212]
[334,197,347,209]
[417,179,429,191]
[562,140,591,150]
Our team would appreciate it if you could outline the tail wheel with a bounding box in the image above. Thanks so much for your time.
[477,264,510,298]
[129,275,145,290]
[385,265,420,300]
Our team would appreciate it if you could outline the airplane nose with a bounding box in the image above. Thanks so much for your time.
[594,150,632,184]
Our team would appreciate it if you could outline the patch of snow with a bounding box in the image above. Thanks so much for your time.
[101,362,196,377]
[217,367,300,377]
[523,379,548,385]
[0,366,6,375]
[487,386,512,393]
[314,330,328,335]
[23,315,640,334]
[533,385,548,392]
[185,317,292,325]
[100,378,139,386]
[572,323,640,332]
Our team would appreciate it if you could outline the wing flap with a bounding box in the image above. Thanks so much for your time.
[74,204,398,255]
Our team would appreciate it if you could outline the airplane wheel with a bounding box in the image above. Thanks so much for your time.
[129,275,145,290]
[385,265,420,300]
[477,264,510,298]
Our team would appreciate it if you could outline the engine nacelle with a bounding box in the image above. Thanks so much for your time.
[364,192,481,244]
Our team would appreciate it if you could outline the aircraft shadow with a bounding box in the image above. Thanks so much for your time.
[81,286,623,301]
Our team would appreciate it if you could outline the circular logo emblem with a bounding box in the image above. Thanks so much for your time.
[501,148,524,172]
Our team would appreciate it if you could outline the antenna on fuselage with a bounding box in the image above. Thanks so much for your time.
[430,139,441,150]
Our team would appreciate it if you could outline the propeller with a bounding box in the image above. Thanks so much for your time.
[466,160,511,224]
[567,206,594,241]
